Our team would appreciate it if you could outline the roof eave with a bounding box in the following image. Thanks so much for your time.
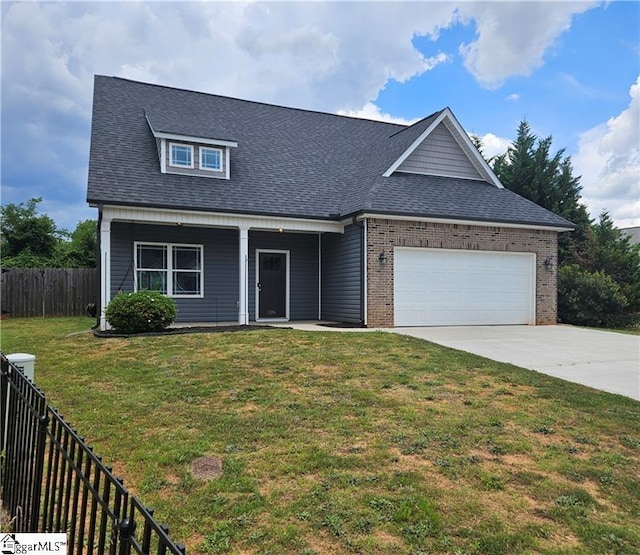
[144,113,238,147]
[353,210,575,232]
[86,198,343,223]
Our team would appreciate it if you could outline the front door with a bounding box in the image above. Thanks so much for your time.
[258,252,287,319]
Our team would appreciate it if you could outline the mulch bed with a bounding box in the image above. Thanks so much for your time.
[319,322,366,328]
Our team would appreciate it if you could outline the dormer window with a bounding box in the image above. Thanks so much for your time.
[169,143,193,168]
[200,147,222,171]
[146,115,238,179]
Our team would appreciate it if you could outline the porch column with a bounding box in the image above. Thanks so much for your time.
[238,227,249,325]
[99,217,112,331]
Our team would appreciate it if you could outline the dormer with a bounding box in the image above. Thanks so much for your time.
[145,113,238,180]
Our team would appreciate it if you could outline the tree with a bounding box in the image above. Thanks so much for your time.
[0,197,61,267]
[56,219,97,267]
[558,264,630,328]
[582,212,640,319]
[490,122,639,328]
[492,121,592,265]
[0,198,97,268]
[470,134,485,157]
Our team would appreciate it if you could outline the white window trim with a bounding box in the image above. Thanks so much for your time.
[169,142,194,169]
[199,146,223,172]
[134,241,204,298]
[160,139,167,174]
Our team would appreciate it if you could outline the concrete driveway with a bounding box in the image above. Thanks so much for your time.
[392,325,640,401]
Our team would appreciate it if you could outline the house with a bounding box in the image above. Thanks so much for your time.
[621,226,640,245]
[87,76,574,330]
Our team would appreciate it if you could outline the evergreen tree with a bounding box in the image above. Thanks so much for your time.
[491,121,639,327]
[584,212,640,316]
[492,121,591,265]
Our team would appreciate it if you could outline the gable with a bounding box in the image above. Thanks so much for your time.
[396,121,483,180]
[382,108,502,188]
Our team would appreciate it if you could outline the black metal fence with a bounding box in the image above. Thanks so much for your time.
[1,353,186,554]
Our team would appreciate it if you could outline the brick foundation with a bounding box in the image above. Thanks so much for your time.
[366,218,558,327]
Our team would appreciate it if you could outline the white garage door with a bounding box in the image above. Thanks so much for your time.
[394,248,535,326]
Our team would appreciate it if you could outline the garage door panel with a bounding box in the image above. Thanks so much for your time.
[394,248,535,326]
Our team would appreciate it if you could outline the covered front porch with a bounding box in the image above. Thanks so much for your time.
[98,205,363,330]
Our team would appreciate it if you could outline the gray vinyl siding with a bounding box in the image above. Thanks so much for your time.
[397,122,482,180]
[155,138,162,166]
[248,231,320,321]
[110,222,238,323]
[321,223,362,323]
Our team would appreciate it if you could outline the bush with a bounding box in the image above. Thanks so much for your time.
[558,265,636,328]
[105,290,177,333]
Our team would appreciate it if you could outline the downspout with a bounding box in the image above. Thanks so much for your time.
[318,234,322,320]
[352,216,366,326]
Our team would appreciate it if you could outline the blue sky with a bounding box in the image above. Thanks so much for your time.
[2,1,639,232]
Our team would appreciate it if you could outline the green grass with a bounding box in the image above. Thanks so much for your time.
[594,326,640,336]
[2,317,639,554]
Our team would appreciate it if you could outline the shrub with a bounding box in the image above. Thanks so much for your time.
[105,290,177,333]
[558,265,634,328]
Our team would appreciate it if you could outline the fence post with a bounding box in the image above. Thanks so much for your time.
[29,412,49,531]
[117,518,136,555]
[0,357,6,483]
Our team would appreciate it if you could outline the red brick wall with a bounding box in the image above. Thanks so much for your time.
[366,218,558,327]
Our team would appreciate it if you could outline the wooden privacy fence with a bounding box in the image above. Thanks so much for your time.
[1,268,97,317]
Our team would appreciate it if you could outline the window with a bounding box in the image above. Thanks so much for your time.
[135,243,203,297]
[169,143,193,168]
[200,147,222,171]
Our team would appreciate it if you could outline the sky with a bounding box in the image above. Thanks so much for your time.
[1,1,639,232]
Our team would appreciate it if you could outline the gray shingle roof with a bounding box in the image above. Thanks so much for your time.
[87,76,574,229]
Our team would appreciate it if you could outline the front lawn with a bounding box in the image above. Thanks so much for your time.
[2,318,639,554]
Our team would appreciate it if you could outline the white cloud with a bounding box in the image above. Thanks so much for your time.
[337,103,418,125]
[574,76,640,227]
[505,93,520,102]
[558,73,616,100]
[0,0,626,230]
[478,133,512,160]
[0,1,460,227]
[458,2,599,88]
[0,2,459,119]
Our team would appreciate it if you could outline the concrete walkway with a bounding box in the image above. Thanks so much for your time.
[283,322,640,401]
[391,326,640,401]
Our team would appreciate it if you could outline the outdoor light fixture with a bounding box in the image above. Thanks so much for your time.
[378,251,388,264]
[544,257,553,271]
